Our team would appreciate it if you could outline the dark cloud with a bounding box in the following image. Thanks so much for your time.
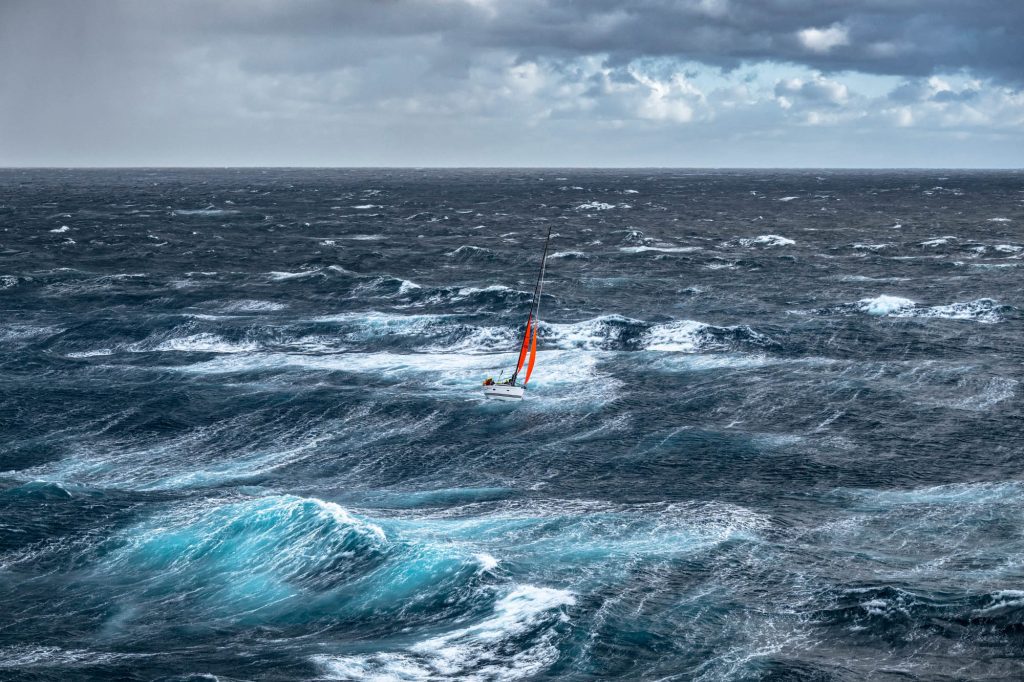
[182,0,1024,84]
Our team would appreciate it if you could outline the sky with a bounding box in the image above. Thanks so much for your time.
[1,0,1022,167]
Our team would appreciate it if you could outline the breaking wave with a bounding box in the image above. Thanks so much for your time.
[735,235,795,247]
[851,296,1006,323]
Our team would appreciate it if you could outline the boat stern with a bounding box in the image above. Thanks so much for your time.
[483,384,525,400]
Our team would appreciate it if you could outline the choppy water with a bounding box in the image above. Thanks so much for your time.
[1,168,1022,681]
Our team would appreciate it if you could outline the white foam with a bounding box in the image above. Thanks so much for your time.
[975,590,1024,616]
[856,296,1004,323]
[344,234,386,241]
[447,245,494,258]
[352,204,383,210]
[268,269,322,281]
[315,585,575,681]
[66,348,114,358]
[0,324,62,342]
[0,646,149,669]
[851,480,1023,507]
[737,235,795,247]
[544,315,635,351]
[218,300,287,312]
[475,553,499,571]
[857,295,916,315]
[149,333,259,354]
[920,236,956,247]
[549,250,586,259]
[619,245,699,254]
[398,279,422,295]
[172,207,238,216]
[643,320,713,352]
[453,284,518,300]
[945,377,1017,411]
[575,201,615,211]
[987,217,1012,222]
[50,225,70,233]
[911,298,1003,324]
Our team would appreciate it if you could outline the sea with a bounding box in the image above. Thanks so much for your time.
[0,168,1022,681]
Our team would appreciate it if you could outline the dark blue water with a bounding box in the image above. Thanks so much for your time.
[1,169,1022,680]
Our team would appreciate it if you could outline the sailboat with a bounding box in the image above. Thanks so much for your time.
[482,227,551,401]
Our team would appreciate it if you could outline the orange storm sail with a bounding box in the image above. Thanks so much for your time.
[507,227,548,387]
[522,325,539,386]
[514,318,532,375]
[483,225,548,395]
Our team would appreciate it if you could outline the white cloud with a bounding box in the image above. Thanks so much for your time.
[629,70,707,123]
[797,24,850,54]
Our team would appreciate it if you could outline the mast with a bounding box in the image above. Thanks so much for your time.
[511,227,552,385]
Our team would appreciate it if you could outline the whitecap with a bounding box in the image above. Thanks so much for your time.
[66,348,114,358]
[315,586,575,682]
[575,201,615,211]
[172,207,238,216]
[643,320,717,352]
[920,236,956,247]
[50,225,70,233]
[217,300,287,312]
[736,235,795,247]
[447,245,495,258]
[619,245,699,254]
[911,298,1004,324]
[147,333,259,354]
[857,295,916,315]
[267,269,322,281]
[855,296,1004,323]
[452,284,517,300]
[0,324,64,343]
[974,590,1024,616]
[777,196,800,202]
[398,279,421,295]
[475,552,499,571]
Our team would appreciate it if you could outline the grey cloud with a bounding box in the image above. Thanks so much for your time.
[932,88,979,103]
[178,0,1024,84]
[774,77,849,106]
[0,0,1021,167]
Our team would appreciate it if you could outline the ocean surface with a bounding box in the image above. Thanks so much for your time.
[1,168,1022,681]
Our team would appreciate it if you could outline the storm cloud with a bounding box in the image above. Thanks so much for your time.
[1,0,1021,166]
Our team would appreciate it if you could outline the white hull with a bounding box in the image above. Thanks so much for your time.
[483,384,525,401]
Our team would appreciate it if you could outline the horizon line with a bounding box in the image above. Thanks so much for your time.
[1,165,1021,171]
